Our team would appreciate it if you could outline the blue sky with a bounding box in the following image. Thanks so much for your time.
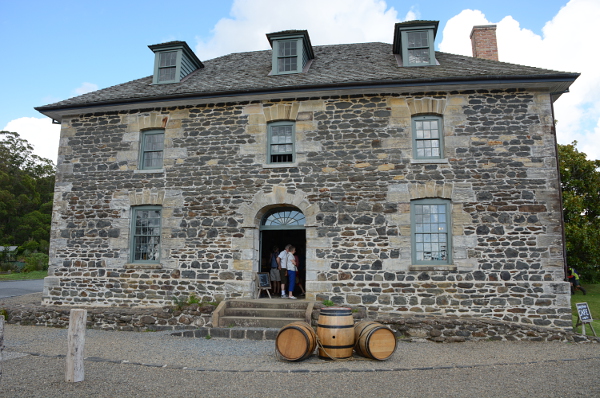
[2,0,599,161]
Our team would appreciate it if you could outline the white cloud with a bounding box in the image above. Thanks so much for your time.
[3,117,61,164]
[74,82,99,96]
[195,0,402,60]
[439,0,600,160]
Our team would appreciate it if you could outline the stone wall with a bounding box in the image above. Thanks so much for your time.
[45,88,571,328]
[3,303,597,344]
[5,303,214,331]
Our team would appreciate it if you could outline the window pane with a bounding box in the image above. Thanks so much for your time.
[278,56,297,72]
[407,31,428,48]
[408,48,430,64]
[159,51,177,67]
[270,124,294,163]
[142,132,164,169]
[158,67,176,82]
[414,118,441,159]
[133,208,161,262]
[278,41,297,57]
[414,201,449,263]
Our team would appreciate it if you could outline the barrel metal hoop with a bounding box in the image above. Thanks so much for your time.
[321,344,355,349]
[316,323,354,329]
[319,309,352,316]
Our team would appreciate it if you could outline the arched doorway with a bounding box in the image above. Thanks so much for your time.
[260,207,306,296]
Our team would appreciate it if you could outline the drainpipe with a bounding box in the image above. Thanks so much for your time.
[549,91,569,281]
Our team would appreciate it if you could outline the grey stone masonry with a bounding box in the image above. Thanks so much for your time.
[44,88,571,329]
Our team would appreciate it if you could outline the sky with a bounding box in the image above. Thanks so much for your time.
[2,0,599,163]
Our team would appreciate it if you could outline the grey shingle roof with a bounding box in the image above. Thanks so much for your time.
[36,42,579,112]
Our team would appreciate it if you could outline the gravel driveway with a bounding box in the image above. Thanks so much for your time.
[2,323,600,397]
[2,294,599,397]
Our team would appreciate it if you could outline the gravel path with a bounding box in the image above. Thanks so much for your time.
[2,324,600,397]
[2,293,600,396]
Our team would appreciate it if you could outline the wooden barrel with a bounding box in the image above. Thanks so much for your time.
[275,321,317,361]
[317,307,355,359]
[354,321,397,360]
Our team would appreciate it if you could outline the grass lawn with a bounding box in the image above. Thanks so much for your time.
[0,270,48,281]
[571,283,600,335]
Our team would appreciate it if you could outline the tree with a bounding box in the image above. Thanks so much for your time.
[558,142,600,283]
[0,131,55,256]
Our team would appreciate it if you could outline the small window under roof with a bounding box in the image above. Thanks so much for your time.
[148,41,203,84]
[392,20,439,67]
[266,30,314,75]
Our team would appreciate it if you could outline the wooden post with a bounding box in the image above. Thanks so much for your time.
[0,315,4,383]
[66,309,87,383]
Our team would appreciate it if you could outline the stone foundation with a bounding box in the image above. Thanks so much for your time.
[4,303,214,331]
[2,301,598,344]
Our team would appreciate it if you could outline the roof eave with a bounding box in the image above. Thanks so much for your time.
[36,73,579,122]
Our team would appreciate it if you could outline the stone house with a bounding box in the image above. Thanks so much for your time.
[36,21,579,329]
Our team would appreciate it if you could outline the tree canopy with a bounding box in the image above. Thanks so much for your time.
[0,131,55,255]
[558,142,600,282]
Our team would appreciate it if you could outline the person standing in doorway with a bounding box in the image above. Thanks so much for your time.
[277,244,291,298]
[269,246,281,295]
[287,246,298,299]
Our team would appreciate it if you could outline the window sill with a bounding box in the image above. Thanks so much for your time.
[262,163,298,169]
[134,169,165,174]
[124,263,163,269]
[410,159,448,164]
[409,264,456,272]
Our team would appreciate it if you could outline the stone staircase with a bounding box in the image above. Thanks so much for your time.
[212,298,314,328]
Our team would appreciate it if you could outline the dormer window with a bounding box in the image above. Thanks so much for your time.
[148,41,203,84]
[158,51,177,82]
[266,30,314,75]
[393,20,439,67]
[277,40,299,72]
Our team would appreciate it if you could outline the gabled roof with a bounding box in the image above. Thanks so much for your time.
[36,41,579,120]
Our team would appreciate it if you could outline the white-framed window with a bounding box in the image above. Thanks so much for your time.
[131,206,161,264]
[268,121,295,164]
[413,115,444,159]
[411,199,451,265]
[140,130,164,170]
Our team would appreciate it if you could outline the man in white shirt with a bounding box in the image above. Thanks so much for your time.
[277,244,291,298]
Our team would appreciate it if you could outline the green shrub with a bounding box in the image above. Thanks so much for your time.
[322,299,335,306]
[23,253,49,272]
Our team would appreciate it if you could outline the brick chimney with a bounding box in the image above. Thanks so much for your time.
[470,25,499,61]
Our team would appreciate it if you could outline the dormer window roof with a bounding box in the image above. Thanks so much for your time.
[148,41,203,84]
[266,30,314,75]
[393,20,439,67]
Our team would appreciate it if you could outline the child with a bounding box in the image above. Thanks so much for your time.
[567,267,587,295]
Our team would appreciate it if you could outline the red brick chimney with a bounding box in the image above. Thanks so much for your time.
[470,25,499,61]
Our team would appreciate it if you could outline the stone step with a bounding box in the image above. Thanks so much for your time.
[219,316,305,329]
[226,298,309,310]
[213,299,314,328]
[223,307,306,318]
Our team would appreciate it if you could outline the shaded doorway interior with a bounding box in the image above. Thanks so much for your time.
[259,207,306,296]
[261,229,306,296]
